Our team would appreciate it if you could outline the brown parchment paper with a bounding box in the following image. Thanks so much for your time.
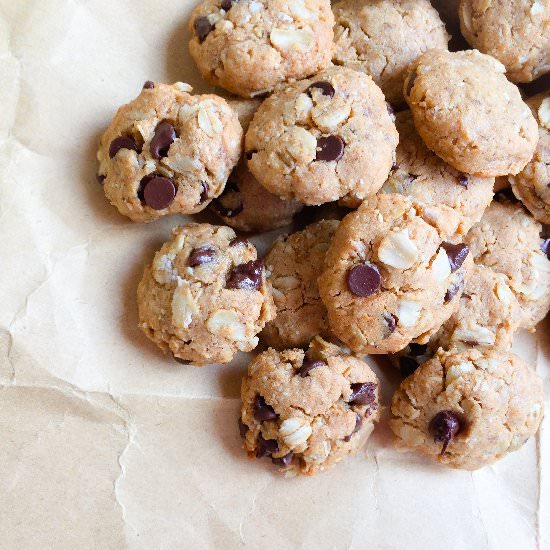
[0,1,548,548]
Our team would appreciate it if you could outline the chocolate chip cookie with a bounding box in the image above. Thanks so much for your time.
[240,336,380,475]
[465,201,550,330]
[390,347,544,470]
[404,49,539,177]
[510,93,550,224]
[459,0,550,83]
[262,220,338,349]
[137,224,275,365]
[318,193,471,355]
[98,82,243,222]
[377,110,494,241]
[333,0,449,105]
[188,0,334,98]
[246,66,398,205]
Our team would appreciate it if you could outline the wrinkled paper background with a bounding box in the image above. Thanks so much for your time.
[0,1,549,548]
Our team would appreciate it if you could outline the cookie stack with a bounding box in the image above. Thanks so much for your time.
[96,0,550,476]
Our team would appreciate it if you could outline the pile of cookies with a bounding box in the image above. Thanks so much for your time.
[96,0,550,475]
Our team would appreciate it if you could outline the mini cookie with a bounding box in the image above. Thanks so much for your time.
[404,49,539,177]
[459,0,550,83]
[246,66,398,205]
[465,201,550,330]
[510,93,550,224]
[262,220,338,349]
[240,336,380,475]
[210,163,303,232]
[318,193,471,355]
[188,0,334,98]
[377,110,494,241]
[97,82,242,222]
[333,0,449,105]
[137,224,275,365]
[390,348,544,470]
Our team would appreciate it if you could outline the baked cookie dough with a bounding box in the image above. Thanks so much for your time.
[510,93,550,224]
[210,162,303,232]
[465,201,550,330]
[246,66,398,205]
[262,220,338,349]
[390,348,544,470]
[404,49,539,177]
[240,336,380,475]
[333,0,449,105]
[137,223,275,365]
[318,193,471,355]
[378,110,494,241]
[459,0,550,83]
[98,82,242,222]
[188,0,334,98]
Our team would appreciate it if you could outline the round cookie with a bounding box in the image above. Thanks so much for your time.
[240,336,380,475]
[390,348,544,470]
[459,0,550,83]
[246,66,398,205]
[377,110,494,241]
[137,224,275,365]
[404,49,539,177]
[188,0,334,98]
[97,82,242,223]
[318,193,471,355]
[210,162,303,232]
[465,201,550,330]
[262,220,338,349]
[510,93,550,224]
[332,0,449,105]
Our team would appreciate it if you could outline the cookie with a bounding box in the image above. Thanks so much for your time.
[465,201,550,330]
[333,0,449,105]
[97,82,242,223]
[246,66,398,205]
[390,347,544,470]
[318,193,471,355]
[210,162,303,232]
[188,0,334,98]
[459,0,550,83]
[137,224,275,365]
[376,110,494,241]
[262,220,338,349]
[510,93,550,224]
[240,336,380,475]
[404,49,539,177]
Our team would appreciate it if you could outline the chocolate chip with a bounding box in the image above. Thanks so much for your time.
[391,162,399,171]
[540,224,550,240]
[441,242,469,272]
[464,340,479,347]
[109,136,140,159]
[457,174,469,188]
[406,70,417,96]
[97,174,106,185]
[445,276,464,303]
[253,395,278,422]
[194,16,213,43]
[316,135,345,162]
[140,175,176,210]
[408,343,428,357]
[272,452,293,468]
[227,260,263,290]
[200,182,209,203]
[384,312,397,334]
[229,237,250,247]
[174,356,191,365]
[541,226,550,259]
[256,434,278,458]
[221,0,235,10]
[245,150,257,160]
[429,410,463,454]
[542,239,550,260]
[298,359,325,378]
[386,103,395,117]
[188,246,216,267]
[344,413,362,442]
[150,121,176,159]
[349,382,377,406]
[143,81,155,89]
[238,417,249,439]
[307,81,335,98]
[347,263,382,297]
[399,356,420,378]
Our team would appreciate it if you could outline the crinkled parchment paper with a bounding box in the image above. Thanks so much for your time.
[0,1,548,548]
